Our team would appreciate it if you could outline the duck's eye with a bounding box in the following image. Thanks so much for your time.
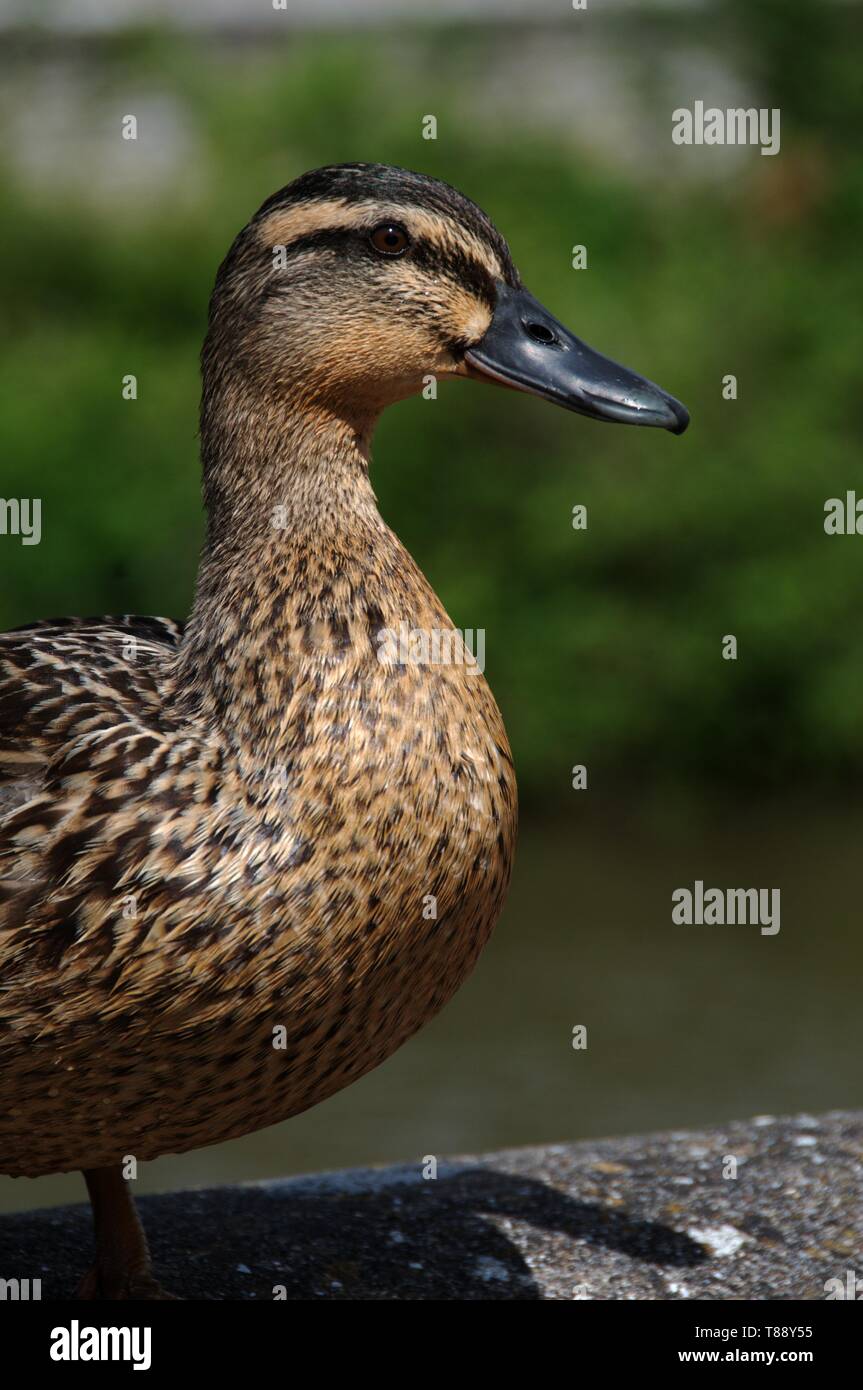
[370,223,410,256]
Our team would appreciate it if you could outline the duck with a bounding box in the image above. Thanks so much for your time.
[0,162,688,1299]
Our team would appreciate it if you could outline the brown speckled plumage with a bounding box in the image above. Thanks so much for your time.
[0,164,521,1296]
[0,162,688,1297]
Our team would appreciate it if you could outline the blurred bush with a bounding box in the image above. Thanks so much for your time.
[1,3,861,805]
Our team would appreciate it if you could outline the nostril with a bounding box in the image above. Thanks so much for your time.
[525,321,556,345]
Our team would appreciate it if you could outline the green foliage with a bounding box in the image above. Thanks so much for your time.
[1,10,860,802]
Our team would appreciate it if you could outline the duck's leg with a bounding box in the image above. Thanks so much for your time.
[76,1165,177,1300]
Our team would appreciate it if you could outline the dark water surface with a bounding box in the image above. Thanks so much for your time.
[2,802,859,1213]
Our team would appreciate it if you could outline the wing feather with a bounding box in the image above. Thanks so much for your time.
[0,614,183,903]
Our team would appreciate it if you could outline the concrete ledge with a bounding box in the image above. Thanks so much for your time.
[1,1111,860,1300]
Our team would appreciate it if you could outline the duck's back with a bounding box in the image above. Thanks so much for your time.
[0,612,182,875]
[0,615,186,1171]
[0,610,180,828]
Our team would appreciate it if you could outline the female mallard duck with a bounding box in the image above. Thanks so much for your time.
[0,163,687,1298]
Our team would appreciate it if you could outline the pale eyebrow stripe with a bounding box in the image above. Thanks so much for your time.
[256,199,504,281]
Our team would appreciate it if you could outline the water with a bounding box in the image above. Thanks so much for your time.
[1,801,860,1213]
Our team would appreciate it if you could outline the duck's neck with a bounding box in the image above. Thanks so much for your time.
[199,372,382,548]
[173,375,430,749]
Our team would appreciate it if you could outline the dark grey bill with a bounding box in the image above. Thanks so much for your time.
[464,282,689,434]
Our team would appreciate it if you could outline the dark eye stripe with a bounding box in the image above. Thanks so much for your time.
[262,227,497,309]
[415,241,497,309]
[253,163,521,289]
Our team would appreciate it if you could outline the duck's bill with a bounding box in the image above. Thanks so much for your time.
[463,282,689,435]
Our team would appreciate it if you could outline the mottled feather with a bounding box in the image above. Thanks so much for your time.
[0,165,519,1179]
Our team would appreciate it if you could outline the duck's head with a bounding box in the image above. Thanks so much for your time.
[206,162,688,435]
